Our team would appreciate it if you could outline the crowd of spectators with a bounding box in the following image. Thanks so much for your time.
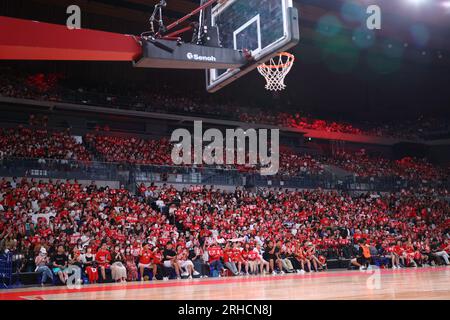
[1,69,449,289]
[240,112,450,140]
[279,147,325,177]
[0,72,61,102]
[83,133,449,182]
[1,179,449,286]
[364,117,450,140]
[1,71,448,140]
[84,133,327,177]
[0,126,91,162]
[328,150,448,182]
[240,112,364,135]
[0,122,448,182]
[85,133,172,166]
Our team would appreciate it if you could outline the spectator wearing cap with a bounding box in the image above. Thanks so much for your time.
[35,247,53,285]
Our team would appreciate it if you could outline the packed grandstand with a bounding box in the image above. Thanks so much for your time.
[0,67,449,287]
[0,102,449,286]
[1,124,448,182]
[1,0,450,308]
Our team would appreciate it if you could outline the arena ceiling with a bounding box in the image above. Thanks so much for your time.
[4,0,450,50]
[3,0,450,65]
[3,0,448,72]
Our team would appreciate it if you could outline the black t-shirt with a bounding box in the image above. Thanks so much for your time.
[112,252,125,263]
[430,243,439,252]
[188,249,196,260]
[52,253,68,267]
[274,246,280,256]
[163,249,177,261]
[265,245,275,256]
[358,246,364,257]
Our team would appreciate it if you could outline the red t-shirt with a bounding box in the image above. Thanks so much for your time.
[393,245,404,255]
[152,252,162,264]
[247,250,258,261]
[139,249,153,264]
[232,248,243,262]
[208,246,223,262]
[95,249,111,265]
[223,249,233,262]
[241,250,250,260]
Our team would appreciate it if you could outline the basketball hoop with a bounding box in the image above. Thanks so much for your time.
[257,52,295,91]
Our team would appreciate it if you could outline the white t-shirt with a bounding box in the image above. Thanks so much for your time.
[80,235,90,247]
[156,200,165,209]
[31,200,40,212]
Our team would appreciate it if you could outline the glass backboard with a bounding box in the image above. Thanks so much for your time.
[204,0,299,92]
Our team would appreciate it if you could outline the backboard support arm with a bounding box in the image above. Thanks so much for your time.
[157,0,218,38]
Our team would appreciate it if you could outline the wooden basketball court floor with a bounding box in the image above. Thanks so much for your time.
[1,267,449,300]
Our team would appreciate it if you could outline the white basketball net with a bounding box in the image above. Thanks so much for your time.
[257,52,295,91]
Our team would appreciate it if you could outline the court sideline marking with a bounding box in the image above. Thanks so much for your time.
[0,266,447,300]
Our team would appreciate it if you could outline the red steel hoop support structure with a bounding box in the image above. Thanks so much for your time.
[0,16,142,61]
[0,0,219,61]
